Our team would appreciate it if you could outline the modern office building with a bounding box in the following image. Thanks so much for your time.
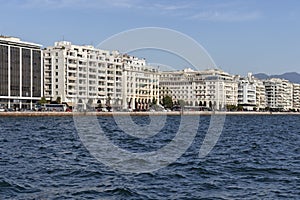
[0,36,43,109]
[44,41,159,110]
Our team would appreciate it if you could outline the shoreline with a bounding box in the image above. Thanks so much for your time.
[0,111,299,117]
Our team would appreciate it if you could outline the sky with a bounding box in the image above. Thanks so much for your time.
[0,0,299,75]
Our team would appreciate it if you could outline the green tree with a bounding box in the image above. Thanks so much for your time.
[237,105,243,111]
[226,104,237,111]
[177,99,185,108]
[39,96,47,104]
[56,96,61,104]
[162,95,173,109]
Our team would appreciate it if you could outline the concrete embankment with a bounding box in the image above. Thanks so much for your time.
[0,111,299,117]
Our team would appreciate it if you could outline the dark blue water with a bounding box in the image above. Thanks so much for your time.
[0,115,299,199]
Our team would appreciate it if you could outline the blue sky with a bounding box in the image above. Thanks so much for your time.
[0,0,299,75]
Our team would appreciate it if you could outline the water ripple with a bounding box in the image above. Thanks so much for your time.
[0,115,299,199]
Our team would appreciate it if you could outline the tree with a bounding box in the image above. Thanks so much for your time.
[177,99,185,108]
[106,96,112,112]
[56,96,61,104]
[226,104,237,111]
[237,105,243,111]
[162,95,173,109]
[39,96,47,104]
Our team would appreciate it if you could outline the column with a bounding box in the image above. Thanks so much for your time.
[8,45,11,108]
[30,49,33,109]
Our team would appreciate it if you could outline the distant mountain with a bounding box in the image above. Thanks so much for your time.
[253,73,270,80]
[253,72,300,84]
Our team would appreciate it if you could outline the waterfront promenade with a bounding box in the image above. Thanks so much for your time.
[0,111,299,117]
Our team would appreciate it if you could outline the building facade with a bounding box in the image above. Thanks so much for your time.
[254,78,266,110]
[159,68,199,107]
[159,68,238,110]
[201,69,238,110]
[122,54,159,110]
[238,73,256,110]
[44,41,159,110]
[293,83,300,111]
[0,36,43,109]
[264,78,293,110]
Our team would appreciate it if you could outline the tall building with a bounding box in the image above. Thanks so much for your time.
[264,78,293,110]
[254,78,266,110]
[0,36,43,109]
[44,41,159,110]
[293,83,300,111]
[121,54,159,110]
[238,73,256,110]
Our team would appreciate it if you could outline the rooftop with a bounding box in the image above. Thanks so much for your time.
[0,35,42,48]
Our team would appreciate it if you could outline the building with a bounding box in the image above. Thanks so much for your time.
[254,78,266,110]
[121,54,159,110]
[237,73,256,110]
[0,36,43,109]
[44,41,159,110]
[201,69,238,110]
[264,78,293,110]
[293,83,300,111]
[159,68,238,110]
[159,68,200,107]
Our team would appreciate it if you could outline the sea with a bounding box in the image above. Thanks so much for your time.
[0,115,299,199]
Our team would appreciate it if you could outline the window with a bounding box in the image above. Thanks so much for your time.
[56,78,58,82]
[56,72,58,76]
[56,85,58,89]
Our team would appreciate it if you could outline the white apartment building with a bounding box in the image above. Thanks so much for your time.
[293,83,300,110]
[238,73,256,110]
[0,36,43,110]
[159,68,238,110]
[201,69,238,110]
[159,68,200,107]
[254,78,267,110]
[44,41,159,110]
[122,54,159,110]
[264,78,293,110]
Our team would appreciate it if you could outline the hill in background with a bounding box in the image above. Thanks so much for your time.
[253,72,300,84]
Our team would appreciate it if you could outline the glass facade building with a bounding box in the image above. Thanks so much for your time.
[0,36,43,109]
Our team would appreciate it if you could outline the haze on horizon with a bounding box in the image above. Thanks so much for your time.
[0,0,299,75]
